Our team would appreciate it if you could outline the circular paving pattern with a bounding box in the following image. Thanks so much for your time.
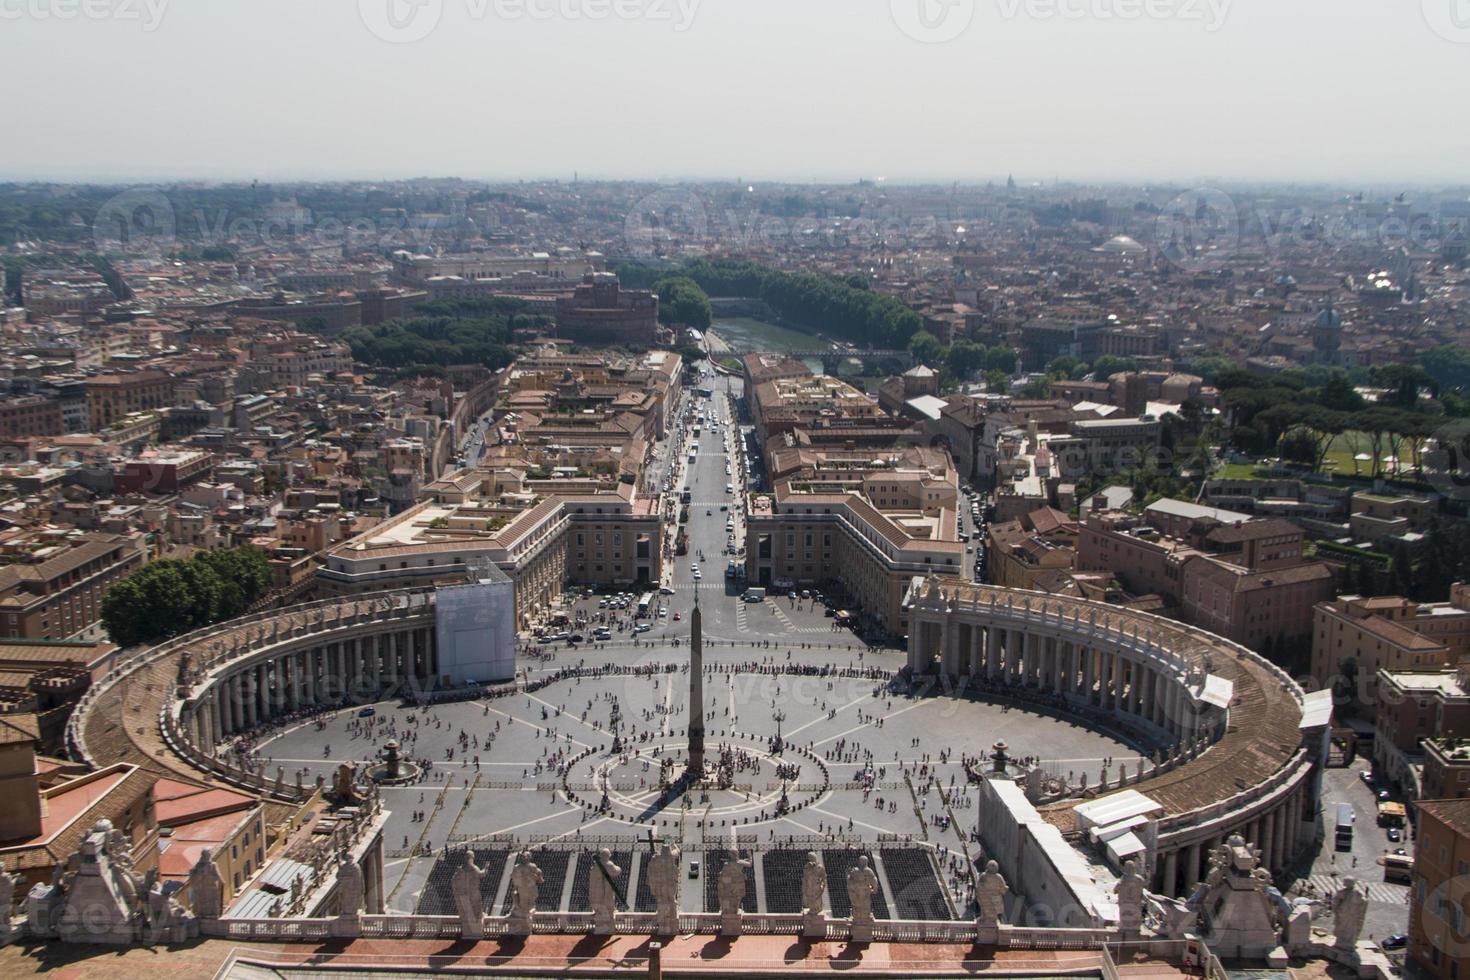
[566,734,830,826]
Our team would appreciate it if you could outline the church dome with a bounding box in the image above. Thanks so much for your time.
[1100,235,1146,254]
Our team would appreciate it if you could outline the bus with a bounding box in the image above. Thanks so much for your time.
[1335,803,1355,851]
[1383,854,1414,884]
[1378,801,1407,828]
[637,593,654,618]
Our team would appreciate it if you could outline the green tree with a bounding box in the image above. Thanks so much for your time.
[101,546,273,648]
[909,330,945,368]
[985,346,1019,374]
[1092,355,1139,379]
[653,276,712,330]
[946,341,987,380]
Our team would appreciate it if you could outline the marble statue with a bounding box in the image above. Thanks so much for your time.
[717,849,751,935]
[1114,860,1145,936]
[451,853,487,939]
[1161,898,1198,940]
[1331,878,1368,952]
[0,868,14,921]
[588,848,623,935]
[142,868,196,944]
[336,854,365,918]
[976,860,1008,932]
[846,855,880,942]
[802,852,826,937]
[58,820,137,945]
[508,851,543,932]
[333,763,362,805]
[0,867,16,941]
[648,842,681,933]
[187,849,225,920]
[1025,766,1044,803]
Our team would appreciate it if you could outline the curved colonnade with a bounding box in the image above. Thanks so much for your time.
[905,579,1319,899]
[69,579,1319,906]
[68,590,439,807]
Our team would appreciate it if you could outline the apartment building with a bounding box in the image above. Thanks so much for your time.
[317,480,661,630]
[1408,799,1470,980]
[1312,593,1470,706]
[0,532,147,640]
[1375,667,1470,793]
[986,506,1079,590]
[86,371,174,430]
[745,450,965,634]
[0,396,64,439]
[1078,502,1333,653]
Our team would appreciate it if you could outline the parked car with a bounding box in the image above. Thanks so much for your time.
[1381,935,1408,950]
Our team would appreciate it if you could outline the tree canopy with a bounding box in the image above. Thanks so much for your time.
[652,276,712,330]
[101,546,272,648]
[339,298,541,371]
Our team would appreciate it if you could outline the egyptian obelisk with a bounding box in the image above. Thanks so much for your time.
[687,590,705,776]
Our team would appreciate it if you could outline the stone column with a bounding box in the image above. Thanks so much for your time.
[1161,849,1178,899]
[941,621,959,676]
[1184,841,1202,892]
[1150,669,1163,728]
[986,625,1000,679]
[1083,646,1095,703]
[243,671,258,729]
[969,623,984,677]
[288,654,301,712]
[1284,795,1299,866]
[370,634,382,692]
[223,677,237,735]
[1260,809,1276,875]
[258,662,271,722]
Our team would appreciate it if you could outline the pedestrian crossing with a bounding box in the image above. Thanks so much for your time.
[768,602,844,635]
[1300,874,1407,905]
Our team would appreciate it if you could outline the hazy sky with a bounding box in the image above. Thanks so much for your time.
[5,0,1468,185]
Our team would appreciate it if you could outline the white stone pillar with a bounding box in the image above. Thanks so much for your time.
[243,672,257,728]
[941,620,960,676]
